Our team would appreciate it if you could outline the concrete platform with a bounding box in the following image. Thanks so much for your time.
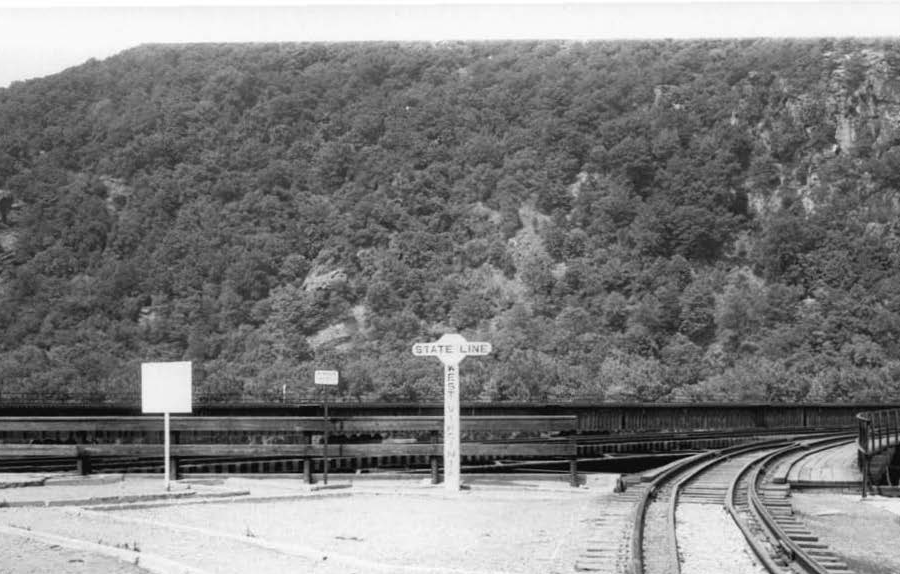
[788,442,862,488]
[0,473,52,489]
[0,474,251,507]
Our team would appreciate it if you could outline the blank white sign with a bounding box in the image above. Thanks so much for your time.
[141,361,193,413]
[315,370,339,386]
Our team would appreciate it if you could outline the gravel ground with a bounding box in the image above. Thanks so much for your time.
[1,506,323,574]
[0,475,618,574]
[101,492,588,572]
[676,504,766,574]
[0,532,148,574]
[791,492,900,574]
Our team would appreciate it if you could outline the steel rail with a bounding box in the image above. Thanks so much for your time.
[631,437,792,574]
[664,440,791,574]
[725,451,791,573]
[631,431,851,574]
[746,436,855,574]
[776,434,856,485]
[630,451,714,574]
[723,434,860,573]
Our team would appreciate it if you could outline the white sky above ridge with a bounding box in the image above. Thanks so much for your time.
[0,2,899,88]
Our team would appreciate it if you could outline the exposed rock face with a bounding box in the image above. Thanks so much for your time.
[301,267,347,292]
[829,49,900,154]
[307,322,351,349]
[746,48,900,218]
[835,115,856,152]
[0,230,17,253]
[100,175,131,213]
[307,304,366,349]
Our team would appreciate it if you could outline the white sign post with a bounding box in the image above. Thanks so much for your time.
[314,370,338,485]
[412,334,491,491]
[141,361,192,491]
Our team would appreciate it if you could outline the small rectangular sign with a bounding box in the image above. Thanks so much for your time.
[315,370,339,386]
[141,361,192,414]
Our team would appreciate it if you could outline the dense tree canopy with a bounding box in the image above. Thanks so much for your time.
[1,39,900,403]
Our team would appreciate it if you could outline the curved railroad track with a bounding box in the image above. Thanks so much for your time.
[632,434,857,574]
[735,436,857,574]
[634,440,787,574]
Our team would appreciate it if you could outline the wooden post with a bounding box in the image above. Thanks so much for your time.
[301,430,313,484]
[569,456,579,488]
[303,458,313,484]
[76,449,92,476]
[863,456,870,498]
[430,456,440,484]
[430,430,440,484]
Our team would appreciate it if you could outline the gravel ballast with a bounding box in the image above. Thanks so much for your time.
[676,504,767,574]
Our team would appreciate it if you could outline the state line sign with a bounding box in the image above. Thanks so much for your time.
[412,333,491,491]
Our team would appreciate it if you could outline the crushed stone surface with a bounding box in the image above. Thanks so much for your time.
[676,504,766,574]
[0,533,148,574]
[0,474,620,574]
[792,492,900,574]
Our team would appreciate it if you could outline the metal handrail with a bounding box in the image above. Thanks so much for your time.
[855,408,900,497]
[856,408,900,457]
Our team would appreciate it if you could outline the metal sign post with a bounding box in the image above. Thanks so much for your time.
[141,361,192,491]
[412,334,491,491]
[164,411,171,488]
[314,370,339,485]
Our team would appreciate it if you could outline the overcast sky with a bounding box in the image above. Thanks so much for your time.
[1,2,899,88]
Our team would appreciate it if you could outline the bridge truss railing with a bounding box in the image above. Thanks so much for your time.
[856,408,900,496]
[0,415,581,485]
[856,408,900,457]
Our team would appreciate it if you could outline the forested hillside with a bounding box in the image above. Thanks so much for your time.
[0,39,899,403]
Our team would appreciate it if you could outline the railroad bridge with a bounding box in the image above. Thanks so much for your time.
[0,402,891,485]
[2,403,897,574]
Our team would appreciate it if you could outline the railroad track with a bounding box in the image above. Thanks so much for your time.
[632,433,857,574]
[734,436,857,574]
[574,482,648,573]
[635,440,787,574]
